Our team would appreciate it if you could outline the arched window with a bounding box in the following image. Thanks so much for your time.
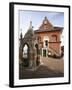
[43,36,49,48]
[52,35,57,41]
[23,44,28,58]
[45,40,48,47]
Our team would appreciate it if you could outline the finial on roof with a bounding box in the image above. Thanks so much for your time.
[20,29,22,39]
[29,21,32,29]
[45,16,47,20]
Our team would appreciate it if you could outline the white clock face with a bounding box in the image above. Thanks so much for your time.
[44,21,47,24]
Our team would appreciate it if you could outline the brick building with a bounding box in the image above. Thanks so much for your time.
[34,16,63,57]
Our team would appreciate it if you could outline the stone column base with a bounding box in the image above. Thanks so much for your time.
[29,60,36,69]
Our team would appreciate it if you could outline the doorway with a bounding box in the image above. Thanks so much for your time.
[43,49,46,57]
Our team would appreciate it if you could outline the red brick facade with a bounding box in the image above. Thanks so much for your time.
[34,16,63,56]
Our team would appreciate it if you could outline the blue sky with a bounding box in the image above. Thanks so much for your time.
[19,10,64,45]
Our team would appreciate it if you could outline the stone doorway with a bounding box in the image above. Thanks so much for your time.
[43,49,46,57]
[42,48,48,57]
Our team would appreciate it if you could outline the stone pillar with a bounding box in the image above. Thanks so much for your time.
[19,52,22,64]
[29,50,36,69]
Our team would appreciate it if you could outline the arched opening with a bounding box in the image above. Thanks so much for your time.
[23,44,28,58]
[22,44,29,67]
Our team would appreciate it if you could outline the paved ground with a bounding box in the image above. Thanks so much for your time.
[40,57,64,73]
[19,57,64,79]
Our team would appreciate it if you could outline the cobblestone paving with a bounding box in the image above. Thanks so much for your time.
[19,57,64,79]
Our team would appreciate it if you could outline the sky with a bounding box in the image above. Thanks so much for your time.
[19,10,64,46]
